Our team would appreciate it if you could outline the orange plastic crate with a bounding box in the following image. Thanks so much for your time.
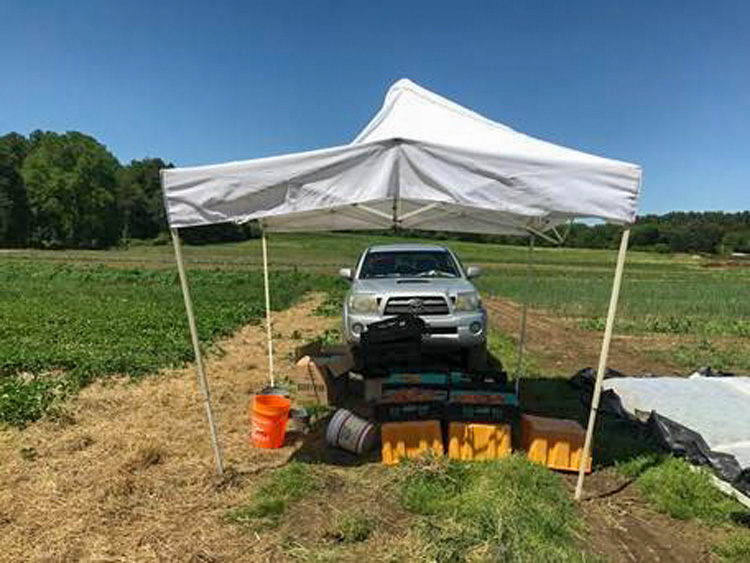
[447,422,512,461]
[381,420,444,465]
[521,414,591,473]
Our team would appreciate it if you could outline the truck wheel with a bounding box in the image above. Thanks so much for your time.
[465,345,488,372]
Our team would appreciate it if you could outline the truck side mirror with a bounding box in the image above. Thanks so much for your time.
[339,268,353,281]
[466,266,481,279]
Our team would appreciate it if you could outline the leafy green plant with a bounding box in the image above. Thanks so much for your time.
[299,403,335,423]
[0,262,340,426]
[579,315,750,337]
[669,339,750,372]
[0,375,66,428]
[313,328,342,347]
[313,285,347,317]
[19,446,38,461]
[274,375,299,394]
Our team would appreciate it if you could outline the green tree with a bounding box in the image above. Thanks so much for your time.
[117,158,172,240]
[630,223,662,248]
[722,230,750,254]
[22,131,122,248]
[0,133,30,246]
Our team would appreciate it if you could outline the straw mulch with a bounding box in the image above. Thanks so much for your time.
[0,295,334,562]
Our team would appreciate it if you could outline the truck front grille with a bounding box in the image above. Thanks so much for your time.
[384,296,450,316]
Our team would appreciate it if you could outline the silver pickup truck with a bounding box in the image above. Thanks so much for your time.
[340,243,488,370]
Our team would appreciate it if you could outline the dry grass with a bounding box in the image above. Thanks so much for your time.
[0,295,334,562]
[2,287,747,562]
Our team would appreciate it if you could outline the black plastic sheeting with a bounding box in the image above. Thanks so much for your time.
[571,367,750,496]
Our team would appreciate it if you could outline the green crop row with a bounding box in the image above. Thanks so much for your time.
[0,261,340,426]
[578,316,750,337]
[476,263,750,333]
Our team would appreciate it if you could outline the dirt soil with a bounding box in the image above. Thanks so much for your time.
[0,295,727,562]
[571,470,718,562]
[485,296,684,376]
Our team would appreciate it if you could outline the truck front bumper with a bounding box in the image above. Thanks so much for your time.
[343,308,487,349]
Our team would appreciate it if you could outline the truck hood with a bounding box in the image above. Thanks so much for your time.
[352,277,477,296]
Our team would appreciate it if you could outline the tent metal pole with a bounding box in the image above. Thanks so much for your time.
[261,222,275,387]
[575,227,631,500]
[170,228,225,475]
[515,236,534,397]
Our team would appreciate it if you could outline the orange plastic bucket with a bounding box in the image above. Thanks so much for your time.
[250,395,291,449]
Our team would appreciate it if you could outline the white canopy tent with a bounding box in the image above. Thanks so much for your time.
[161,79,642,499]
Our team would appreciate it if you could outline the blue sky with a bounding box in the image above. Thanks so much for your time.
[1,0,748,214]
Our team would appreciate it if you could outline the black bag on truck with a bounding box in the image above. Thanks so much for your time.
[360,314,426,375]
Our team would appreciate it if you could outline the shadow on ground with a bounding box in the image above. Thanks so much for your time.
[290,350,662,474]
[521,374,663,470]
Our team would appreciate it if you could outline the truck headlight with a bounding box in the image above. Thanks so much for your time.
[454,292,480,312]
[349,293,378,314]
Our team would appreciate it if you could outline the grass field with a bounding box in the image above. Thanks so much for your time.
[9,232,750,333]
[0,260,341,426]
[225,457,589,562]
[2,235,749,561]
[2,232,749,425]
[10,231,749,331]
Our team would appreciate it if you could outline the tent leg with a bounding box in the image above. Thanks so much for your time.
[261,224,275,387]
[515,237,534,397]
[575,228,631,500]
[170,228,224,475]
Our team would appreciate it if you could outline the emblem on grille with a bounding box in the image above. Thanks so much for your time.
[408,298,425,313]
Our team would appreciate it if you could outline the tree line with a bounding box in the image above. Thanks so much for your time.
[1,130,748,254]
[0,130,250,249]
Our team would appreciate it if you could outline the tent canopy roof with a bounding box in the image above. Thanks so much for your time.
[162,79,641,235]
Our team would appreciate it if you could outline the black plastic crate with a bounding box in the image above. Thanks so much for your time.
[381,387,448,403]
[382,371,453,390]
[375,401,445,423]
[445,403,521,425]
[360,314,426,346]
[361,345,423,376]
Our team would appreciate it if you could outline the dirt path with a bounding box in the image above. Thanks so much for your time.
[0,294,336,562]
[485,296,683,376]
[570,470,717,562]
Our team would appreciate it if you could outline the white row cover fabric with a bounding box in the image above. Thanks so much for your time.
[605,374,750,471]
[162,79,642,233]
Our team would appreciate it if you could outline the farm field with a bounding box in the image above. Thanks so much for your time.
[1,234,750,561]
[3,233,750,426]
[4,233,750,383]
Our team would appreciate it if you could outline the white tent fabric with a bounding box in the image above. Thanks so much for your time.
[162,79,641,233]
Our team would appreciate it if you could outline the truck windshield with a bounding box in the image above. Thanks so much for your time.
[359,250,460,279]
